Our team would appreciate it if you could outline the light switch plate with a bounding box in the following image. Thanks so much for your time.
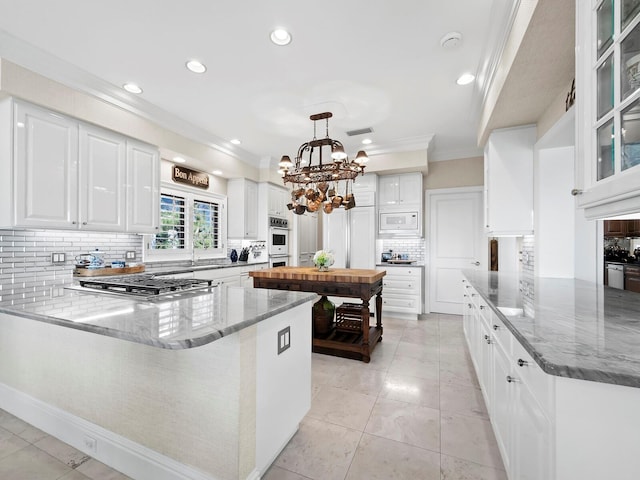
[51,253,66,264]
[125,251,136,260]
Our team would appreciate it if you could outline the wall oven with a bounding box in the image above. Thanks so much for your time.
[268,217,289,256]
[269,256,289,268]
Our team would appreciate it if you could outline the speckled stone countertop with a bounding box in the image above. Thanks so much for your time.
[0,284,316,350]
[462,270,640,388]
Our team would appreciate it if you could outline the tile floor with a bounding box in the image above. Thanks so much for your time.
[0,313,506,480]
[264,313,507,480]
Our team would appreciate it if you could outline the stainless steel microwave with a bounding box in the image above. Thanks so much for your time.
[379,210,419,233]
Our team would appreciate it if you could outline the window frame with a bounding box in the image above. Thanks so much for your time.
[143,184,227,263]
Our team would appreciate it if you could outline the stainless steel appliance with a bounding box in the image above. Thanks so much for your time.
[269,217,289,256]
[67,274,215,300]
[607,263,624,289]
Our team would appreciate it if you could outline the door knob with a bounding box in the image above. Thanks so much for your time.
[471,261,480,266]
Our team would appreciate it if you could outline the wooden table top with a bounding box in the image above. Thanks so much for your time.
[249,266,386,284]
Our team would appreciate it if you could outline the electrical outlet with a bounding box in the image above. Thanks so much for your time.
[125,251,136,260]
[83,435,97,453]
[278,326,291,355]
[51,253,66,264]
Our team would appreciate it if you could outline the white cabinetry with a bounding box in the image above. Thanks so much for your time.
[268,184,288,218]
[322,206,375,269]
[377,265,422,316]
[227,178,258,238]
[378,172,422,206]
[352,172,377,206]
[296,213,318,267]
[462,276,553,480]
[194,264,267,287]
[14,100,79,229]
[79,124,126,231]
[125,140,160,234]
[2,99,159,233]
[484,126,536,235]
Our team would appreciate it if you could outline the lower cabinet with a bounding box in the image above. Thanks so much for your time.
[377,265,423,316]
[462,277,553,480]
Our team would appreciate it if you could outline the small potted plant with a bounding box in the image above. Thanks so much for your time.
[313,250,334,272]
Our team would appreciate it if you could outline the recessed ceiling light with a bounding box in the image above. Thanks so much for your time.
[362,138,372,145]
[123,83,143,94]
[186,60,207,74]
[211,170,222,176]
[230,139,241,145]
[456,73,475,86]
[270,28,292,46]
[173,156,186,163]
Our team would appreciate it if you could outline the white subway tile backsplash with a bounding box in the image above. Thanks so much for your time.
[0,229,143,293]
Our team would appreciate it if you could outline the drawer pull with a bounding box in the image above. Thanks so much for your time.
[479,305,486,310]
[506,375,518,383]
[517,358,528,367]
[486,338,491,344]
[471,293,478,297]
[467,303,472,308]
[493,324,499,330]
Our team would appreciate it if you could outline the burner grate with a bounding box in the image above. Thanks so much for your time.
[78,275,213,296]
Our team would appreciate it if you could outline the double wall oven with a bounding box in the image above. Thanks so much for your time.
[268,216,289,267]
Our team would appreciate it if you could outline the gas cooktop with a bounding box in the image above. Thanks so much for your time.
[68,274,215,299]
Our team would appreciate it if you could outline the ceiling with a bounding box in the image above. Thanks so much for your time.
[0,0,570,171]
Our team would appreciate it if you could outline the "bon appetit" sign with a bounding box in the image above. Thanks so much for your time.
[172,165,210,189]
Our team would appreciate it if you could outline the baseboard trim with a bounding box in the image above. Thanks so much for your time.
[0,382,251,480]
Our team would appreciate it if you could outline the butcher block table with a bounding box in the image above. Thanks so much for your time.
[250,267,386,362]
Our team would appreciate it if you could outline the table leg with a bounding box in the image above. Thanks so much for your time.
[361,299,371,362]
[376,291,383,329]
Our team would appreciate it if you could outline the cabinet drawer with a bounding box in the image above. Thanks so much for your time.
[382,267,421,277]
[383,278,420,294]
[489,314,511,352]
[382,294,420,313]
[511,339,553,415]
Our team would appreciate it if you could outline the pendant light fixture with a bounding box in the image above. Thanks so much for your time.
[278,112,368,215]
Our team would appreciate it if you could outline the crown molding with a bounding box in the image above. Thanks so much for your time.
[0,29,261,166]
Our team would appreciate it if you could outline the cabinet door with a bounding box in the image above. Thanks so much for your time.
[604,220,626,237]
[322,208,347,268]
[491,342,513,475]
[298,213,317,267]
[245,180,258,238]
[378,176,399,205]
[79,124,126,231]
[349,206,375,269]
[512,383,553,480]
[14,102,79,228]
[398,173,422,204]
[269,185,288,217]
[126,140,159,233]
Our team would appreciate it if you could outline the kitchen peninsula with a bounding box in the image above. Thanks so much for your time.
[0,284,316,480]
[250,266,385,362]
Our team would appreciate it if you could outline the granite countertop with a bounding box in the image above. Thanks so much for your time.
[0,285,315,350]
[462,269,640,388]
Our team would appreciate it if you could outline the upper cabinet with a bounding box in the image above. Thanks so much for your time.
[125,139,160,234]
[268,184,289,218]
[378,173,422,206]
[351,172,377,207]
[0,99,159,233]
[576,1,640,217]
[227,178,259,238]
[484,125,536,236]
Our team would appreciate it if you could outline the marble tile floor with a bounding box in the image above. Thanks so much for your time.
[264,313,507,480]
[0,314,505,480]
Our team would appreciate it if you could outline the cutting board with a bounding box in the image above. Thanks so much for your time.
[73,265,145,277]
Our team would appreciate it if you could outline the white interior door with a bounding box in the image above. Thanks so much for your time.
[428,187,484,314]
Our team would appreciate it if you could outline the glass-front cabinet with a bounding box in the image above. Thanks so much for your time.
[577,0,640,217]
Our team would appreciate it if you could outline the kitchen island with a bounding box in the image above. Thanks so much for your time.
[250,266,385,362]
[462,270,640,480]
[0,285,316,480]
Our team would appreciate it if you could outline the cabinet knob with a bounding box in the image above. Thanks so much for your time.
[506,375,518,383]
[479,305,485,310]
[486,338,491,344]
[517,358,528,367]
[471,293,477,297]
[471,261,480,266]
[493,324,499,330]
[71,221,77,225]
[82,222,88,225]
[484,334,489,340]
[467,303,472,308]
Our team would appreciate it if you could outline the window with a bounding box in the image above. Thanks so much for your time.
[145,186,227,262]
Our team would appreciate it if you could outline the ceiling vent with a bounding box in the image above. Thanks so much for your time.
[346,127,374,136]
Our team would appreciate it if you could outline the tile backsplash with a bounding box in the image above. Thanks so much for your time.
[0,229,142,303]
[380,238,425,263]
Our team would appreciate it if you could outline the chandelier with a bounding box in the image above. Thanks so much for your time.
[278,112,368,215]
